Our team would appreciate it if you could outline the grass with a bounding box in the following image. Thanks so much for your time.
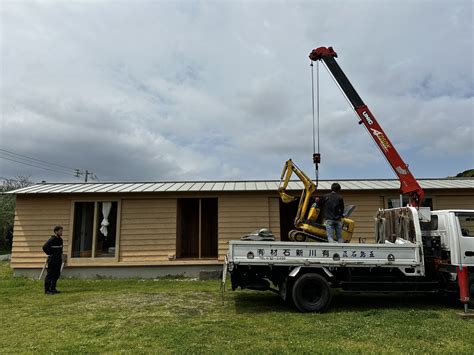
[0,261,473,354]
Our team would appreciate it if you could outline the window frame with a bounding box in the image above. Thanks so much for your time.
[68,199,122,265]
[455,212,474,238]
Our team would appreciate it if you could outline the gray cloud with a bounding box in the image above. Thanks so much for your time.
[1,0,472,183]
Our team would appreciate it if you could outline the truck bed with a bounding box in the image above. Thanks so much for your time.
[228,240,424,275]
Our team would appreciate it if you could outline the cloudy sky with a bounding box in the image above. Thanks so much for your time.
[1,0,473,183]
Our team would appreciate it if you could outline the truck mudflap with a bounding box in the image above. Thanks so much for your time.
[221,255,228,293]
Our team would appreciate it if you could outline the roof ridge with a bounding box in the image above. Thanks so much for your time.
[7,178,473,194]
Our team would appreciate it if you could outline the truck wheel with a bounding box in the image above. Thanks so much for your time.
[292,273,332,313]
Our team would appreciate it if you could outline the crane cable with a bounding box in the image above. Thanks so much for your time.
[320,60,400,187]
[310,61,320,187]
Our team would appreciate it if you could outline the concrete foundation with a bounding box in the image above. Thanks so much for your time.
[0,254,11,261]
[14,265,223,279]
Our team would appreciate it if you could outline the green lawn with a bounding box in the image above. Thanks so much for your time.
[0,261,472,354]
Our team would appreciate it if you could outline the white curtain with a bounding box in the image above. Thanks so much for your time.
[100,202,113,237]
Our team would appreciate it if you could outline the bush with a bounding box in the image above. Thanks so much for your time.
[0,176,33,252]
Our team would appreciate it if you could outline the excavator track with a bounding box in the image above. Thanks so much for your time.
[288,230,327,243]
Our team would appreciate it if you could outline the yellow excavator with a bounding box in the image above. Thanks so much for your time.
[278,159,356,242]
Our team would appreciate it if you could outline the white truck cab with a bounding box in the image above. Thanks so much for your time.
[428,210,474,267]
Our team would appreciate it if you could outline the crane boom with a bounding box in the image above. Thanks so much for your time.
[309,46,425,207]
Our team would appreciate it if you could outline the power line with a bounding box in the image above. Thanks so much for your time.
[0,148,76,172]
[0,148,99,181]
[0,155,74,176]
[0,152,73,175]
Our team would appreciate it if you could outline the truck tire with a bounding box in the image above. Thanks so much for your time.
[292,273,332,313]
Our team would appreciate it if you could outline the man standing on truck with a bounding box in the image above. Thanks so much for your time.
[318,183,344,243]
[42,226,64,295]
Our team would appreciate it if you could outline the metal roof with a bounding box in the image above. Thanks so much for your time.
[7,178,474,194]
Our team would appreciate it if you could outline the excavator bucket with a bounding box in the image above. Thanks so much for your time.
[280,191,297,204]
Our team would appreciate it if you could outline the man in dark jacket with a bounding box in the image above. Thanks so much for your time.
[42,226,64,295]
[319,183,344,243]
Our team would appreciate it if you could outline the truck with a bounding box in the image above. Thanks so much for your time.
[223,47,473,312]
[225,207,474,312]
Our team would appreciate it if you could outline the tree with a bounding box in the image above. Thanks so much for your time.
[455,169,474,178]
[0,176,33,252]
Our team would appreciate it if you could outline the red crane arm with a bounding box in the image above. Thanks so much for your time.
[309,46,425,207]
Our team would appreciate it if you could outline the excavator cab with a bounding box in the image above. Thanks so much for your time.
[307,203,320,222]
[278,159,356,242]
[291,205,355,242]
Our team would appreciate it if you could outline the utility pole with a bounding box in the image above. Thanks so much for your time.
[74,169,97,183]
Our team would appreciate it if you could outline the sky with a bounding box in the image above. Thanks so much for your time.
[0,0,473,183]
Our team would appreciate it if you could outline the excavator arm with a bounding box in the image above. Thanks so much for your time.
[309,47,425,207]
[278,159,356,242]
[278,159,316,227]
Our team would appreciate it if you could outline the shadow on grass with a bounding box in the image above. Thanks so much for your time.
[232,290,296,314]
[231,289,459,314]
[330,292,457,312]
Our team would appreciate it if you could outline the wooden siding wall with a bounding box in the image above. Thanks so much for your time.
[342,192,383,243]
[268,197,281,239]
[120,199,177,262]
[11,197,71,268]
[435,192,474,210]
[9,189,474,268]
[218,195,274,261]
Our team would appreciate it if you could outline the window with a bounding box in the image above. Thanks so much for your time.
[388,197,433,209]
[95,202,118,257]
[176,198,218,259]
[420,215,438,231]
[72,201,119,258]
[72,202,94,258]
[456,213,474,238]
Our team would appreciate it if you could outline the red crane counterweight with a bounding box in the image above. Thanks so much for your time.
[309,46,338,61]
